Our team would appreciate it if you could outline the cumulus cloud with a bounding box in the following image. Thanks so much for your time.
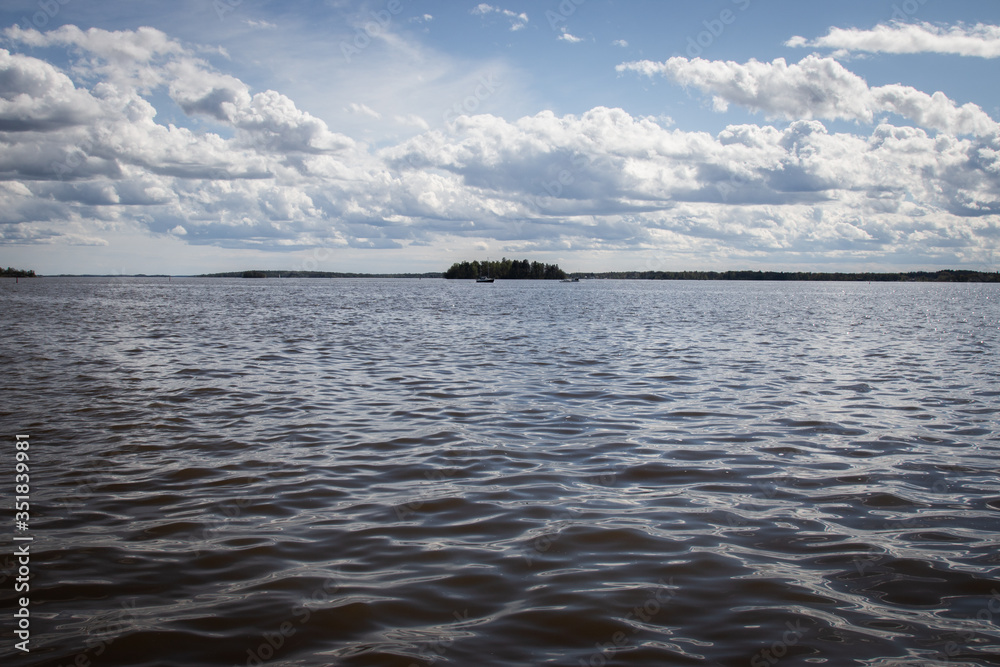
[0,48,102,131]
[4,24,185,91]
[166,60,251,121]
[0,25,365,248]
[619,55,874,121]
[0,25,997,268]
[787,21,1000,58]
[872,86,999,138]
[471,4,528,31]
[233,89,355,153]
[6,24,355,158]
[383,107,1000,228]
[617,55,1000,136]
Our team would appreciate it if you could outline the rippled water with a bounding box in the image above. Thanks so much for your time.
[2,277,999,666]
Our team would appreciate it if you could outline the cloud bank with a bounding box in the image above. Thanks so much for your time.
[787,21,1000,58]
[616,55,999,136]
[1,25,998,269]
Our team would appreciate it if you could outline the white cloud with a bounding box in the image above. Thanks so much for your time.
[471,4,529,31]
[393,114,430,131]
[872,86,999,138]
[619,55,874,121]
[166,58,251,121]
[346,102,382,119]
[788,21,1000,58]
[617,55,1000,136]
[612,39,629,48]
[6,24,357,156]
[244,19,278,30]
[384,108,1000,232]
[558,28,583,43]
[4,24,185,92]
[0,25,997,270]
[0,48,102,131]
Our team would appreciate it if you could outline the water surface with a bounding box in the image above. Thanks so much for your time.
[2,278,999,666]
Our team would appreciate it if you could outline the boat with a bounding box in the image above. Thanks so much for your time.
[476,259,494,283]
[560,277,580,283]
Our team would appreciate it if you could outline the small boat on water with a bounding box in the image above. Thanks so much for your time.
[477,258,494,283]
[560,277,580,283]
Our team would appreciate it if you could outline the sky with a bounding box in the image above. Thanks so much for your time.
[1,0,999,275]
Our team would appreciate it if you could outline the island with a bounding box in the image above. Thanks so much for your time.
[2,267,36,277]
[444,258,566,280]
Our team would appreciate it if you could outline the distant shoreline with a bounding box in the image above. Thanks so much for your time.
[12,269,999,282]
[568,269,1000,282]
[199,270,445,278]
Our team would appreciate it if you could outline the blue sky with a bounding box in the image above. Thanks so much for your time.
[2,0,999,274]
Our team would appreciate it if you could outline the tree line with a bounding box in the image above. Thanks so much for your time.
[201,270,443,278]
[2,267,35,277]
[575,269,1000,282]
[444,258,567,280]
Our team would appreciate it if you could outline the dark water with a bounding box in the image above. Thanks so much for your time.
[2,277,999,667]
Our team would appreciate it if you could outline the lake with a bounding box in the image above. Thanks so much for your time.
[2,277,999,666]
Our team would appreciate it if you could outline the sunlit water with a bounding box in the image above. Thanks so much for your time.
[2,277,999,666]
